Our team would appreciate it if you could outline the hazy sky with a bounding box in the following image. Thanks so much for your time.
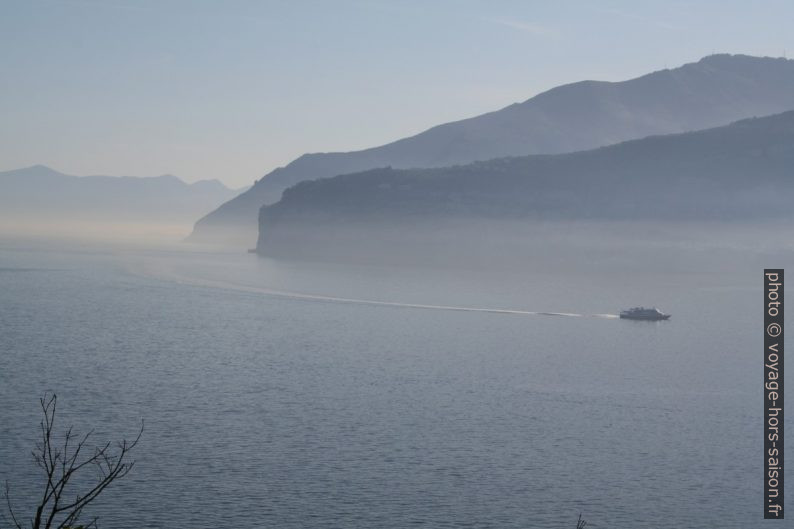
[2,0,793,188]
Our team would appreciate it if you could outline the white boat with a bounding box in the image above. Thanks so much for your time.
[619,307,671,320]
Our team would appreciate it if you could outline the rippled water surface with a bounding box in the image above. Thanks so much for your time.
[0,234,790,528]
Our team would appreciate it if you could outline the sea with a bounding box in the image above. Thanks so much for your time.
[0,224,791,529]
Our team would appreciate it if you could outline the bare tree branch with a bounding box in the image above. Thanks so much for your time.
[4,481,25,529]
[4,394,142,529]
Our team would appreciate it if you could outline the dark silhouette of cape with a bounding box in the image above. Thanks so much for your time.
[257,110,794,255]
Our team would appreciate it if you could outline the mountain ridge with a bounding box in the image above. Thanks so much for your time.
[190,53,794,245]
[0,165,241,239]
[0,165,239,191]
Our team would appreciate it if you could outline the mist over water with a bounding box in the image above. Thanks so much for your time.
[0,219,198,244]
[0,222,790,528]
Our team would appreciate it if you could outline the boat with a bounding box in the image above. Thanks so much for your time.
[619,307,671,320]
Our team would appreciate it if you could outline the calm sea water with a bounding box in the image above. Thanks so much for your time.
[0,230,790,529]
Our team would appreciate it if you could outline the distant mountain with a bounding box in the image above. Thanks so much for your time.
[0,165,241,239]
[192,54,794,245]
[256,111,794,257]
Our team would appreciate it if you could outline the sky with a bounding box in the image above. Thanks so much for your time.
[2,0,793,188]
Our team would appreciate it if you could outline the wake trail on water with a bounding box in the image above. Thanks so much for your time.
[126,259,619,320]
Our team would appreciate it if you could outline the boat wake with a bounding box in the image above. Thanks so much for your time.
[126,258,619,320]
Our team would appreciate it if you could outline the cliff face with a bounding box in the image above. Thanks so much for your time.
[256,111,794,258]
[191,54,794,245]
